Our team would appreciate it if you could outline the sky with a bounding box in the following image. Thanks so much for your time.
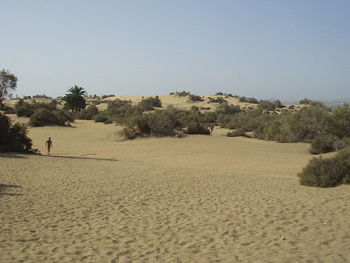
[1,0,349,101]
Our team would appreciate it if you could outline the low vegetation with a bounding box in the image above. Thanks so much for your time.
[188,94,204,102]
[0,112,36,153]
[4,70,350,188]
[208,97,227,104]
[29,109,74,127]
[14,99,75,127]
[299,147,350,187]
[138,96,162,110]
[238,96,259,104]
[77,104,99,120]
[170,91,191,97]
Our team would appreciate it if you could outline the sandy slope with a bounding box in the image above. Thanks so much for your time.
[103,95,259,111]
[1,119,350,263]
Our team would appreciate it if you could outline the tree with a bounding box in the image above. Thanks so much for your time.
[63,85,87,112]
[0,112,34,153]
[0,69,18,105]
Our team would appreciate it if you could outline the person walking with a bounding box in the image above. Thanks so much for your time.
[45,137,53,155]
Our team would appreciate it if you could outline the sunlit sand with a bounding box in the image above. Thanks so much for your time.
[1,98,350,262]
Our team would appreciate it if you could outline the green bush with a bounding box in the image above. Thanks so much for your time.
[94,111,111,123]
[310,134,337,154]
[106,100,137,123]
[216,103,241,115]
[332,137,350,151]
[238,96,259,104]
[77,104,99,120]
[0,112,35,153]
[101,94,115,99]
[15,99,35,117]
[208,97,227,104]
[0,104,15,114]
[29,109,74,127]
[126,114,150,133]
[189,94,204,102]
[299,148,350,187]
[328,105,350,138]
[284,105,330,142]
[147,110,179,136]
[15,99,58,117]
[299,98,312,104]
[173,91,190,97]
[186,121,210,135]
[258,100,284,111]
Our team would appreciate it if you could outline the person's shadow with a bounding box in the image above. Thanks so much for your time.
[0,184,23,196]
[44,155,118,162]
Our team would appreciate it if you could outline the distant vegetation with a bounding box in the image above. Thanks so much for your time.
[29,109,74,127]
[14,99,74,127]
[188,94,204,102]
[169,91,204,102]
[258,100,284,111]
[169,91,191,97]
[208,97,227,104]
[77,104,99,120]
[238,96,259,104]
[101,94,115,99]
[32,94,52,99]
[138,96,162,110]
[215,92,236,98]
[3,69,350,187]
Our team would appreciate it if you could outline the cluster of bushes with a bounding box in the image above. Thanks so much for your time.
[170,91,204,103]
[29,109,74,127]
[299,147,350,187]
[238,96,259,104]
[204,99,350,188]
[218,103,350,153]
[258,100,284,111]
[0,104,15,114]
[33,94,51,99]
[14,99,74,126]
[188,94,204,102]
[114,104,216,139]
[170,91,191,97]
[0,112,36,153]
[138,96,162,110]
[310,135,350,154]
[215,92,236,98]
[15,99,59,117]
[77,104,99,120]
[208,97,227,104]
[101,94,115,99]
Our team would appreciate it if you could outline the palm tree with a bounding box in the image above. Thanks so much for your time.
[67,86,87,97]
[63,85,87,112]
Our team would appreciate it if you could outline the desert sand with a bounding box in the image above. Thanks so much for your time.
[98,95,260,112]
[1,114,350,263]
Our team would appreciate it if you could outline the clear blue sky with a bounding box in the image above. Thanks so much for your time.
[1,0,349,101]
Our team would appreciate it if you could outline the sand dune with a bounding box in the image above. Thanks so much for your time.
[103,94,259,111]
[1,119,350,263]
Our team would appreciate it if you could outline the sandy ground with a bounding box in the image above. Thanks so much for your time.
[1,119,350,263]
[102,95,259,112]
